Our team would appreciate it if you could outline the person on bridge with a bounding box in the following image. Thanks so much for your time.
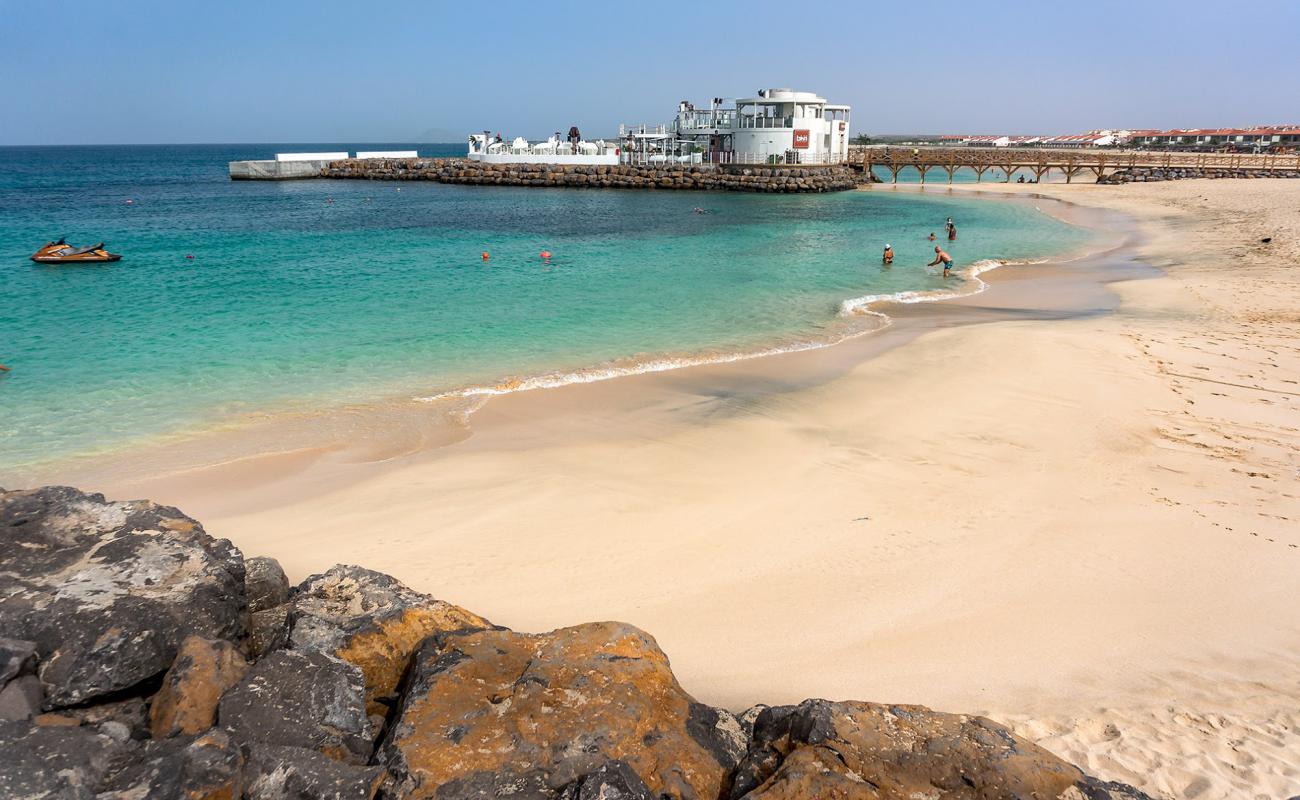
[882,244,894,265]
[928,246,955,277]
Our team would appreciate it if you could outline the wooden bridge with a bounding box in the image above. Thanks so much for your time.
[855,146,1300,184]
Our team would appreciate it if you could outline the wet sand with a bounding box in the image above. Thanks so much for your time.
[35,182,1300,799]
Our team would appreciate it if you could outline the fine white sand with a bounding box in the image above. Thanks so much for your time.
[84,180,1300,799]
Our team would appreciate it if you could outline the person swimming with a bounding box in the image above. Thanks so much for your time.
[928,232,937,241]
[882,244,894,265]
[927,246,954,276]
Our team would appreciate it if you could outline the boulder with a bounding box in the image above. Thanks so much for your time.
[243,744,386,800]
[0,636,38,685]
[559,760,656,800]
[96,729,244,800]
[248,604,291,660]
[0,719,133,800]
[150,635,249,738]
[289,565,489,716]
[245,556,291,614]
[0,487,246,707]
[378,621,741,800]
[729,699,1148,800]
[218,649,373,763]
[0,674,42,721]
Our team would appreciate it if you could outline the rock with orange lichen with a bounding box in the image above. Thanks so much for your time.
[0,486,247,708]
[376,621,746,800]
[149,635,248,738]
[729,699,1151,800]
[288,565,490,717]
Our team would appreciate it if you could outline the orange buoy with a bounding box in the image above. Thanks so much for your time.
[540,250,552,260]
[185,255,194,260]
[482,252,490,261]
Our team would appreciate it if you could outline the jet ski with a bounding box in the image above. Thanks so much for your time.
[31,238,122,263]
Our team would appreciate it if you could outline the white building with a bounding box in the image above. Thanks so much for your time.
[624,88,851,165]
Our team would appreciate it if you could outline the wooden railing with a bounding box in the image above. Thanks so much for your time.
[852,146,1300,183]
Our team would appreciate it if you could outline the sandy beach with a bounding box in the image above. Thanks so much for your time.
[66,180,1300,799]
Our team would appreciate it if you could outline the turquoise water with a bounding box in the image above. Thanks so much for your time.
[0,145,1090,472]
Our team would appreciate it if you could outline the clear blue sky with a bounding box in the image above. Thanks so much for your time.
[3,0,1297,145]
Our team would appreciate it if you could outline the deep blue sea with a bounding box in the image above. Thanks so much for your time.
[0,144,1091,473]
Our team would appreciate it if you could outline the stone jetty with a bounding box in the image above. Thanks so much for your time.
[0,486,1153,800]
[1100,165,1300,184]
[315,158,864,193]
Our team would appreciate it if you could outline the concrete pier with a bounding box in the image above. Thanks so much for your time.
[228,160,335,180]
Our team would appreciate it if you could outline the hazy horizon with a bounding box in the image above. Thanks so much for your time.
[3,0,1298,146]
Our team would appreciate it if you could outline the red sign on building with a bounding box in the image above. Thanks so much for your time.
[792,129,811,149]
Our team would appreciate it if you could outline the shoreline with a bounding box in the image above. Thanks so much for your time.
[13,180,1300,797]
[10,190,1112,498]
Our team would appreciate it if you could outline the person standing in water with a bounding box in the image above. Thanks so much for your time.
[945,217,957,240]
[882,244,894,265]
[928,246,954,277]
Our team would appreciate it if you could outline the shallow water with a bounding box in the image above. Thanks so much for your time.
[0,144,1091,472]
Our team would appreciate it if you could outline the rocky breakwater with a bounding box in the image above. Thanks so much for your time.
[1100,166,1300,183]
[0,486,1152,800]
[320,158,863,193]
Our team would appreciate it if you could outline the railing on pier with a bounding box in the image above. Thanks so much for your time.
[855,146,1300,183]
[620,150,849,166]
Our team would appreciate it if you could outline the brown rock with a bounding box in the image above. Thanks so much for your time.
[731,699,1136,800]
[378,621,742,800]
[289,565,489,717]
[150,635,249,738]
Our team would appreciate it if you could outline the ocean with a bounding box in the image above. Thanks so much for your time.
[0,144,1092,474]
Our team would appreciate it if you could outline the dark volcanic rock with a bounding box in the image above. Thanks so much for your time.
[378,621,738,800]
[730,699,1148,799]
[0,674,42,721]
[0,487,247,707]
[0,719,133,799]
[96,729,244,800]
[30,696,150,739]
[248,604,292,660]
[243,744,386,800]
[246,556,291,614]
[150,635,249,738]
[560,760,656,800]
[0,636,38,685]
[289,565,489,716]
[218,649,373,763]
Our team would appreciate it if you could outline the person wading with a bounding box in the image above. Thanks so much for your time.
[928,246,955,277]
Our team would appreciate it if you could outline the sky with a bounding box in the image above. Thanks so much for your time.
[2,0,1298,145]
